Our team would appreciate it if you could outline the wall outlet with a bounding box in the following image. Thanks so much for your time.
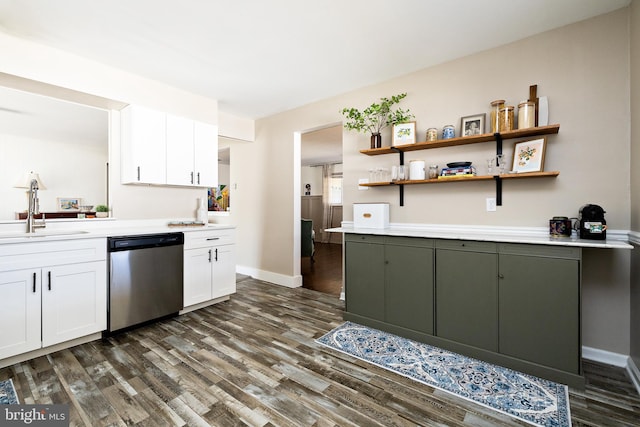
[486,197,497,212]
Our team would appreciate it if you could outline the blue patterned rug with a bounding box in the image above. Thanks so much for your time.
[317,322,570,427]
[0,379,19,404]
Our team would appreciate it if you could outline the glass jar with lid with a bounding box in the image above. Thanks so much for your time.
[518,101,536,129]
[490,99,505,133]
[499,105,515,131]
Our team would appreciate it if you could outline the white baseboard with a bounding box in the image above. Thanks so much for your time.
[582,346,628,367]
[236,265,301,288]
[582,346,640,395]
[627,357,640,397]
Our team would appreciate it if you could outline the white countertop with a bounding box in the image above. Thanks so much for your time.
[0,218,235,245]
[327,225,633,249]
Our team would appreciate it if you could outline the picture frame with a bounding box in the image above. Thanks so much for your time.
[57,197,81,211]
[511,137,547,173]
[392,121,416,146]
[460,113,485,137]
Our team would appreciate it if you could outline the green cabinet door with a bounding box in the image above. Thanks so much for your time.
[436,245,498,351]
[499,253,580,373]
[385,238,434,334]
[344,235,385,321]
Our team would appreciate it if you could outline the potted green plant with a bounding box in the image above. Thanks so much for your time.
[340,93,414,148]
[95,204,109,218]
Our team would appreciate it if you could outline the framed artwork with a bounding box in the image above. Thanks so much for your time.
[392,121,416,146]
[57,197,81,211]
[460,113,485,137]
[511,137,547,173]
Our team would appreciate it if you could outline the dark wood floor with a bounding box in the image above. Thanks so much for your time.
[1,278,639,426]
[301,242,342,296]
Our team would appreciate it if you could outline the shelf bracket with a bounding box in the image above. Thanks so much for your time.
[494,176,503,206]
[391,147,405,206]
[494,132,503,155]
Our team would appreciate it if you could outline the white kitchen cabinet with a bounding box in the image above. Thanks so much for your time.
[0,239,107,361]
[0,270,41,359]
[193,121,218,187]
[166,115,218,187]
[183,228,235,308]
[122,104,218,187]
[41,261,107,347]
[121,105,167,184]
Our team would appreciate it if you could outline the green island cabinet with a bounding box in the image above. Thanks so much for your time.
[343,232,583,388]
[344,234,434,335]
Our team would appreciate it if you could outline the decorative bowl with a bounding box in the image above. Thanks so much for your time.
[79,205,94,212]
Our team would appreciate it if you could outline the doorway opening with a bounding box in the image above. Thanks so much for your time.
[299,124,343,296]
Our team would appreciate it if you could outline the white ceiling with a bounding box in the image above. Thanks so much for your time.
[0,0,630,120]
[0,0,630,166]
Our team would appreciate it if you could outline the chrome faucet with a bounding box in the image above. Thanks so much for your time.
[26,178,46,233]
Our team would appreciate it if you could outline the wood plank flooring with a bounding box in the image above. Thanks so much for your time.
[1,277,639,426]
[301,242,343,296]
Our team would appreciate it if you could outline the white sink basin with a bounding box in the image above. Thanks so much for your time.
[0,230,89,239]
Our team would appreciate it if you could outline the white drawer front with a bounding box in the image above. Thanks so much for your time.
[184,229,235,249]
[0,238,107,272]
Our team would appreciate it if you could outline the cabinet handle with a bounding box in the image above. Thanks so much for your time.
[191,171,194,184]
[498,273,504,279]
[206,237,220,241]
[32,272,36,293]
[197,172,200,185]
[461,243,466,247]
[48,271,52,290]
[208,249,212,263]
[215,248,218,261]
[137,166,141,181]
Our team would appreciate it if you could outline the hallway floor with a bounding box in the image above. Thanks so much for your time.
[301,242,342,296]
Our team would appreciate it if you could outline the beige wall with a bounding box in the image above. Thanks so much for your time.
[240,8,632,353]
[630,0,640,365]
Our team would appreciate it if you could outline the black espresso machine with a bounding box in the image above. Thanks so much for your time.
[578,204,607,240]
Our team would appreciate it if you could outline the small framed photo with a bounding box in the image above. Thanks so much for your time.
[460,113,485,137]
[392,121,416,146]
[57,197,81,211]
[511,137,547,173]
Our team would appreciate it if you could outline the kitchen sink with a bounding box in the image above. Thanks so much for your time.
[0,230,90,239]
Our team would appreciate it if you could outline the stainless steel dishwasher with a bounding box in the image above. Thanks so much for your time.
[107,232,184,333]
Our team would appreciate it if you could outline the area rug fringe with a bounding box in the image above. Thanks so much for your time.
[316,321,570,427]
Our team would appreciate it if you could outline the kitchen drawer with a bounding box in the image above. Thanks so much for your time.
[384,235,434,248]
[184,228,235,249]
[498,243,581,260]
[435,239,497,253]
[0,238,107,272]
[345,233,384,244]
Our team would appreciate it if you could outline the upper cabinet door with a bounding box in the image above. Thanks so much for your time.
[121,105,167,184]
[166,114,196,186]
[194,122,218,187]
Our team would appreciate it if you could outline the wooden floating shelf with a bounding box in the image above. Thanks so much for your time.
[361,171,560,187]
[360,124,560,156]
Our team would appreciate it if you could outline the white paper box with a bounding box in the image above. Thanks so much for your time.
[353,203,390,229]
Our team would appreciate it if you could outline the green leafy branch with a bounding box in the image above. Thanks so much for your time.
[340,93,414,135]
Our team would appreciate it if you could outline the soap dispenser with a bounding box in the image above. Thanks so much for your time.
[196,197,208,224]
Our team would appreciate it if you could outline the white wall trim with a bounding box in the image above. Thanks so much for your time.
[627,357,640,397]
[582,346,629,367]
[236,265,301,288]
